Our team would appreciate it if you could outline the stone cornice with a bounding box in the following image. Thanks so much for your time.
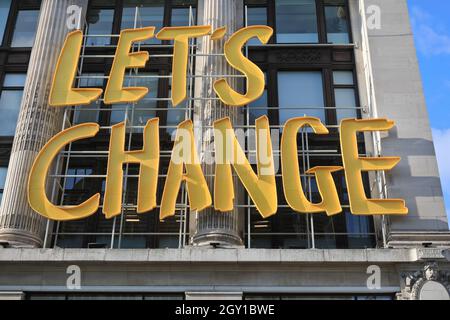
[0,247,449,264]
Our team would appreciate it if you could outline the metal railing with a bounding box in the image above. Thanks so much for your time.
[44,5,378,250]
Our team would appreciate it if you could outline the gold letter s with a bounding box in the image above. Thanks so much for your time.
[214,26,273,107]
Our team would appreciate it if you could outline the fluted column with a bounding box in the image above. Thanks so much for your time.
[191,0,245,246]
[0,0,89,247]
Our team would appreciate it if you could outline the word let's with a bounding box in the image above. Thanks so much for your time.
[49,25,272,108]
[27,24,408,222]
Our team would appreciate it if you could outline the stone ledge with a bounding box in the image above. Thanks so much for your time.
[387,231,450,249]
[0,247,443,264]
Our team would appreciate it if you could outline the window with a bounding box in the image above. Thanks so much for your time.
[0,0,11,45]
[86,9,114,46]
[324,0,350,43]
[11,10,39,47]
[332,70,358,122]
[110,73,158,127]
[246,6,267,45]
[121,0,164,44]
[246,0,351,44]
[73,74,104,124]
[171,7,196,26]
[278,71,325,124]
[166,90,187,136]
[247,7,267,26]
[57,166,99,248]
[275,0,318,43]
[249,90,268,124]
[168,7,197,45]
[64,168,93,195]
[0,74,26,136]
[0,167,8,201]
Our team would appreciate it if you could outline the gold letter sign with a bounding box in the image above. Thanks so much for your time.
[340,119,408,215]
[29,25,408,222]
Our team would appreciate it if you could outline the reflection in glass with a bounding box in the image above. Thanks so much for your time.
[3,74,26,87]
[278,71,325,124]
[333,71,353,85]
[171,8,196,26]
[325,5,350,43]
[166,89,187,136]
[110,73,158,128]
[275,0,318,43]
[0,167,7,201]
[0,91,23,136]
[86,9,114,46]
[11,10,39,47]
[335,88,357,121]
[73,74,104,124]
[122,0,164,44]
[0,0,11,44]
[249,90,268,124]
[64,168,93,194]
[247,7,268,45]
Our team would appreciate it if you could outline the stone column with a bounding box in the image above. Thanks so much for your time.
[0,0,89,247]
[191,0,245,246]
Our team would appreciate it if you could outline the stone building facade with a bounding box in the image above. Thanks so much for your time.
[0,0,448,300]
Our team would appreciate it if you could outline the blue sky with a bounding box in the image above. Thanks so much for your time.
[407,0,450,223]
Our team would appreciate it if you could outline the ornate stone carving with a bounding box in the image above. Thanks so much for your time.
[398,262,450,300]
[276,49,322,63]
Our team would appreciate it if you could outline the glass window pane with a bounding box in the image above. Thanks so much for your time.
[74,74,104,124]
[73,101,101,124]
[86,9,114,46]
[109,104,128,124]
[171,8,196,26]
[276,0,318,43]
[325,5,350,43]
[247,7,267,45]
[333,71,353,85]
[278,71,325,124]
[11,10,39,47]
[122,1,164,44]
[335,88,357,121]
[247,7,267,25]
[110,73,158,126]
[0,90,23,136]
[3,74,26,87]
[0,167,7,190]
[166,90,186,136]
[249,90,267,124]
[0,0,11,44]
[132,75,158,127]
[78,74,104,88]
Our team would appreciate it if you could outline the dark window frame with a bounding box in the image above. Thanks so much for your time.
[244,0,353,45]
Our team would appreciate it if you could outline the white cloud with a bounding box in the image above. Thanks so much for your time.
[410,6,450,56]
